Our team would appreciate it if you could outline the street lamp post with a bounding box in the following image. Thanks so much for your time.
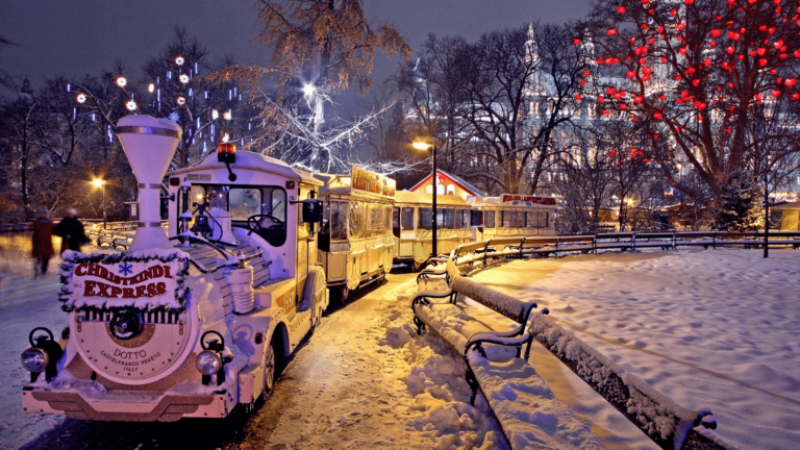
[93,179,106,229]
[413,141,438,258]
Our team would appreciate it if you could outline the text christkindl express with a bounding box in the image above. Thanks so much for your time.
[74,263,174,299]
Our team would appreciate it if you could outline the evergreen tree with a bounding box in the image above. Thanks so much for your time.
[712,172,762,231]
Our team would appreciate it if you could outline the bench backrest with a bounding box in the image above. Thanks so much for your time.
[487,237,523,250]
[447,259,535,323]
[456,242,488,257]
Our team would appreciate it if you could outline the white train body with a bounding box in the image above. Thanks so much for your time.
[21,116,327,422]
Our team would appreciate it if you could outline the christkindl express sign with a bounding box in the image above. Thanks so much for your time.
[59,251,190,311]
[74,262,175,300]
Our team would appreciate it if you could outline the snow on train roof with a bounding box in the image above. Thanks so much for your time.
[467,195,557,208]
[395,190,469,206]
[170,151,322,185]
[313,173,351,195]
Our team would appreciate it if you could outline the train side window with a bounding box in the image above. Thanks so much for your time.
[443,208,455,228]
[401,207,415,229]
[419,208,432,229]
[471,210,482,226]
[526,211,537,228]
[348,202,363,239]
[330,202,348,241]
[501,210,515,228]
[484,210,496,227]
[457,209,467,228]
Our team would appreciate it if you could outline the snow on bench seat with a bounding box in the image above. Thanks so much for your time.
[415,299,521,358]
[466,351,602,450]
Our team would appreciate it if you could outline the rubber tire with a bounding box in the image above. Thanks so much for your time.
[411,261,422,272]
[262,339,276,401]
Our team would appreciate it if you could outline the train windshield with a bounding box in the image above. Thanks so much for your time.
[187,184,288,246]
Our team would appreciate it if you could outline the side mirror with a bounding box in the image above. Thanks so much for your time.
[302,200,323,224]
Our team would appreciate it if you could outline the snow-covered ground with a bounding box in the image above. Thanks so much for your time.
[471,249,800,450]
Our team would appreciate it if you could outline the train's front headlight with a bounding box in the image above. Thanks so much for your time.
[21,327,63,382]
[196,351,222,376]
[21,347,48,373]
[196,330,232,386]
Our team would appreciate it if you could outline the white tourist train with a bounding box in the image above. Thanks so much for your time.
[314,167,395,301]
[21,115,328,421]
[392,190,473,271]
[468,194,557,241]
[19,115,561,423]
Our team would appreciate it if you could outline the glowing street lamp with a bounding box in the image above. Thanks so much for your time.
[92,179,107,229]
[413,140,439,259]
[302,83,315,97]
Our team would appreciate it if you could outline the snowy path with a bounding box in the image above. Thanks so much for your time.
[472,249,800,450]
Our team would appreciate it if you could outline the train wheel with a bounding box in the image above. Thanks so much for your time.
[329,287,349,305]
[262,339,276,400]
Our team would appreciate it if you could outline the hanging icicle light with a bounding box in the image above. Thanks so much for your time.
[91,113,96,122]
[188,88,193,97]
[167,71,172,80]
[175,56,185,66]
[76,93,87,103]
[72,107,76,120]
[66,83,71,92]
[194,62,198,74]
[204,91,208,99]
[116,76,128,88]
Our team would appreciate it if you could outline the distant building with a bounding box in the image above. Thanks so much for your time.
[409,169,485,200]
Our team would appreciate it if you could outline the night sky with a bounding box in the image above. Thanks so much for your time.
[0,0,591,101]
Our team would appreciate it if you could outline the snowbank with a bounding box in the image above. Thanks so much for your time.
[474,249,800,450]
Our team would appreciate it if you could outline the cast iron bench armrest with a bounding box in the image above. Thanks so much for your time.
[411,289,458,335]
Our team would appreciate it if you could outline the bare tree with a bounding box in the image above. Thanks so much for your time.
[0,80,40,218]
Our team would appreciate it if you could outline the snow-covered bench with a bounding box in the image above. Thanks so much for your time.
[413,258,729,450]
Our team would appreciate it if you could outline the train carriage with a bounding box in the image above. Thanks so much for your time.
[20,115,328,422]
[392,191,473,271]
[315,167,396,301]
[468,194,557,242]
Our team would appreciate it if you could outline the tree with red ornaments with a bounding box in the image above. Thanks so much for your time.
[585,0,800,201]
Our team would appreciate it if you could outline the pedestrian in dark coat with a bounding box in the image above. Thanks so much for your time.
[53,208,88,254]
[31,210,54,276]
